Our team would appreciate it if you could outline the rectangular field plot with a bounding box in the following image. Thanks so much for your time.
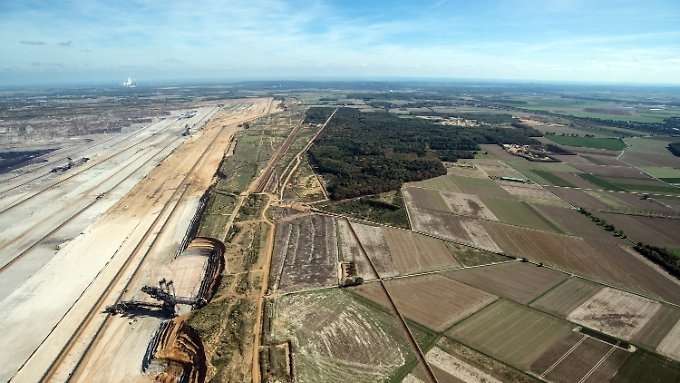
[408,173,511,198]
[633,305,680,351]
[382,227,461,274]
[531,335,629,383]
[599,213,680,248]
[445,261,567,304]
[611,349,680,383]
[479,197,564,232]
[353,274,496,332]
[567,288,662,341]
[336,219,377,281]
[270,214,339,292]
[481,220,680,305]
[531,277,603,317]
[407,208,501,252]
[447,300,574,370]
[657,319,680,361]
[270,289,418,383]
[496,181,571,208]
[349,222,461,277]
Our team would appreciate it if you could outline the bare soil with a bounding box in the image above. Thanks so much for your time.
[445,261,567,304]
[353,274,496,332]
[568,287,662,341]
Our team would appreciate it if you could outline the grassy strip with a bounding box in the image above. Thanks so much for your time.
[532,170,576,187]
[546,135,626,150]
[578,173,625,191]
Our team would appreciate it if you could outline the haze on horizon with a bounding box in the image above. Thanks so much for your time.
[1,0,680,87]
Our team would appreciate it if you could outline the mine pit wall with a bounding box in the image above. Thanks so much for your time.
[190,237,225,307]
[143,317,207,383]
[145,237,224,383]
[175,190,211,259]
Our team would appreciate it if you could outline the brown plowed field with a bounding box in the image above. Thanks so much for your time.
[353,274,496,332]
[530,204,611,239]
[583,348,631,383]
[529,332,584,376]
[547,187,610,210]
[481,220,680,305]
[445,261,567,304]
[599,213,680,248]
[531,277,602,317]
[581,154,629,167]
[573,164,651,179]
[567,287,661,341]
[542,337,615,383]
[633,305,680,350]
[447,300,574,370]
[382,228,461,274]
[270,214,338,292]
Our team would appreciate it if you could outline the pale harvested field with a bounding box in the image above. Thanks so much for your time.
[439,190,498,220]
[531,277,603,317]
[445,163,489,179]
[402,201,503,253]
[383,227,460,274]
[447,300,574,370]
[656,319,680,361]
[271,289,414,383]
[426,347,502,383]
[336,219,377,281]
[434,337,540,383]
[481,220,680,305]
[354,274,496,332]
[496,181,571,207]
[402,187,450,212]
[633,305,680,350]
[445,261,567,304]
[548,187,610,211]
[475,159,527,179]
[349,222,398,278]
[568,287,662,341]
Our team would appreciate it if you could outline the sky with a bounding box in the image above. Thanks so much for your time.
[1,0,680,86]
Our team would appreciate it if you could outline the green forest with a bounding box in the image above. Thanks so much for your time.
[308,108,541,199]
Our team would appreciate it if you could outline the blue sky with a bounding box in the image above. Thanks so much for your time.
[1,0,680,86]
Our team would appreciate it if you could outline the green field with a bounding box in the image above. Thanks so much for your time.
[531,170,577,187]
[546,135,626,150]
[447,300,573,370]
[481,197,563,233]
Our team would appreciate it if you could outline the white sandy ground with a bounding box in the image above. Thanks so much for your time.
[567,287,662,341]
[427,347,503,383]
[0,105,235,382]
[657,318,680,362]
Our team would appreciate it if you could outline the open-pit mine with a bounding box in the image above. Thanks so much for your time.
[0,96,275,382]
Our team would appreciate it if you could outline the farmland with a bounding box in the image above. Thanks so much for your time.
[546,135,626,151]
